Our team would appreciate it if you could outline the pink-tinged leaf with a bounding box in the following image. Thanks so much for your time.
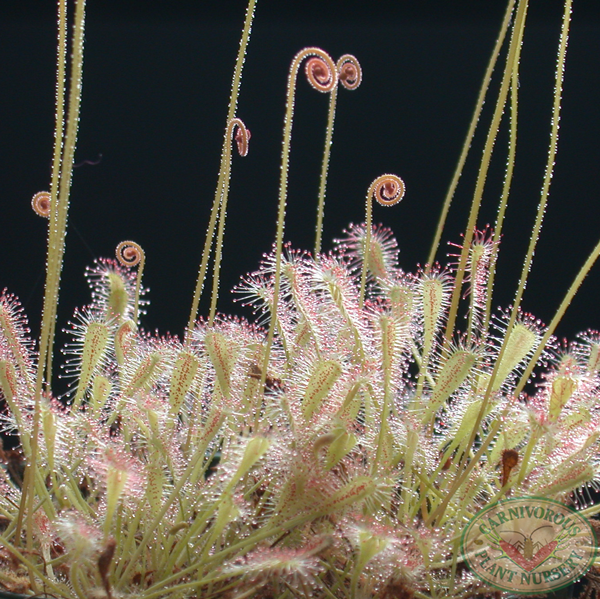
[199,407,225,444]
[336,381,363,423]
[114,320,136,366]
[548,376,576,422]
[0,297,33,385]
[302,360,342,421]
[228,437,270,488]
[421,275,448,359]
[123,352,163,398]
[74,322,109,407]
[205,331,238,399]
[531,462,595,496]
[91,374,112,415]
[0,359,23,428]
[145,452,165,517]
[169,351,200,417]
[106,271,130,322]
[493,323,539,391]
[325,429,357,470]
[587,342,600,372]
[423,350,476,422]
[313,476,376,516]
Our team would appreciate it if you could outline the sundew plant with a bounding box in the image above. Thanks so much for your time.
[2,1,600,598]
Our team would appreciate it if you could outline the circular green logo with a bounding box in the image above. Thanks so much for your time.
[461,497,596,594]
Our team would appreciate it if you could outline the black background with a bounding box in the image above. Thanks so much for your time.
[2,1,600,386]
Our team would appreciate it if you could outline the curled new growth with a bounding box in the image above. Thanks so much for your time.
[371,174,406,207]
[116,241,144,268]
[207,117,251,324]
[337,54,362,91]
[313,53,362,257]
[359,174,405,307]
[304,52,337,93]
[116,241,145,324]
[187,116,250,337]
[260,46,338,390]
[31,191,52,218]
[232,118,251,157]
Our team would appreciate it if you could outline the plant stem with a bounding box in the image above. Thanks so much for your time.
[186,0,256,341]
[426,0,516,270]
[444,0,529,344]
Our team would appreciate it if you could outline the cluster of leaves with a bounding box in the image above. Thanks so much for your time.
[0,223,599,598]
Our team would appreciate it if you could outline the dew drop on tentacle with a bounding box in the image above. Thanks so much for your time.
[115,240,144,268]
[372,174,406,207]
[31,191,52,218]
[337,54,362,91]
